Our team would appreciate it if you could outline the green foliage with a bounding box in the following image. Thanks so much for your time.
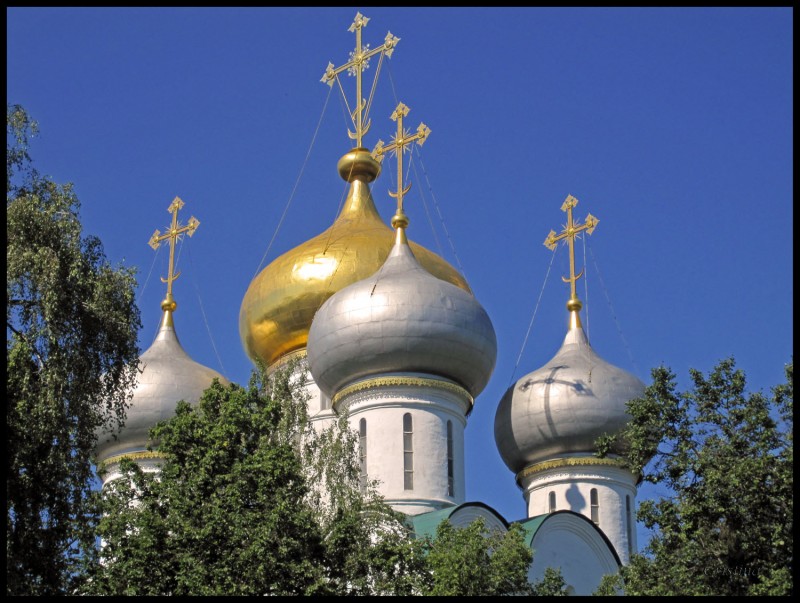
[6,103,37,189]
[597,358,793,596]
[87,374,326,595]
[6,104,141,595]
[592,570,623,596]
[84,363,431,595]
[531,566,569,596]
[421,517,535,596]
[84,361,541,595]
[322,503,428,596]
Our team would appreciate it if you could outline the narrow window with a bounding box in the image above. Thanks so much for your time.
[403,413,413,490]
[626,495,633,556]
[446,421,454,497]
[359,418,367,493]
[548,491,556,512]
[590,488,599,524]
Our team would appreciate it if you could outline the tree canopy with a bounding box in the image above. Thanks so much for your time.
[595,358,793,596]
[83,362,542,595]
[422,516,537,596]
[7,104,142,595]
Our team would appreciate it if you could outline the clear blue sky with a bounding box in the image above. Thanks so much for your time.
[8,7,793,540]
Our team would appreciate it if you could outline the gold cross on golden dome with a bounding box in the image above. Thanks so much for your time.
[320,12,400,149]
[544,195,599,304]
[371,102,431,227]
[148,196,200,309]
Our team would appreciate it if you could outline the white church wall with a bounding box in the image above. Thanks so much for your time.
[528,512,621,595]
[302,371,337,431]
[521,461,638,564]
[98,454,163,489]
[337,382,470,516]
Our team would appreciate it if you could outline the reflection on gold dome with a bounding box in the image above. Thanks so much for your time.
[239,149,471,368]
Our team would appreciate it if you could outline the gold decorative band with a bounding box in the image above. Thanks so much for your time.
[269,348,308,372]
[332,375,473,408]
[98,451,163,470]
[517,456,627,481]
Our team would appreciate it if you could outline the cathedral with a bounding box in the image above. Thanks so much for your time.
[95,12,646,595]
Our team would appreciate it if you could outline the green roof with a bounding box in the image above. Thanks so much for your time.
[406,507,620,567]
[406,502,509,540]
[516,513,552,548]
[407,506,459,539]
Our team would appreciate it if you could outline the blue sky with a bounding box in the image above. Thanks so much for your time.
[7,7,793,540]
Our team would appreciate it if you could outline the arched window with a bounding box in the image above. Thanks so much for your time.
[403,413,413,490]
[626,495,633,556]
[590,488,599,524]
[548,491,556,513]
[446,421,454,497]
[359,418,367,493]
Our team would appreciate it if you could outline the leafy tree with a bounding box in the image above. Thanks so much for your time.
[7,104,141,595]
[421,517,535,596]
[83,364,428,595]
[592,570,624,596]
[83,362,540,595]
[85,374,326,595]
[596,358,793,596]
[531,566,569,596]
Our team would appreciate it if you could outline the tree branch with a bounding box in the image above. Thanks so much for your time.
[7,321,45,370]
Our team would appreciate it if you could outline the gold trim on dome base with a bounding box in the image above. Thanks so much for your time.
[332,375,473,408]
[516,456,628,482]
[268,348,308,372]
[98,451,164,470]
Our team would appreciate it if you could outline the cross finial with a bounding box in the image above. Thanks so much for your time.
[321,12,400,149]
[148,196,200,314]
[543,195,599,321]
[371,102,430,230]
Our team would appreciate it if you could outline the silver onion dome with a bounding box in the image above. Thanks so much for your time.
[307,231,497,399]
[95,312,228,464]
[494,324,645,475]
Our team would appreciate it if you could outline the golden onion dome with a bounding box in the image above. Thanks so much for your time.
[239,148,471,368]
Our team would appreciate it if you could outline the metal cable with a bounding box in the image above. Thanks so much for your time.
[251,86,333,280]
[587,242,641,377]
[508,246,558,388]
[187,245,228,379]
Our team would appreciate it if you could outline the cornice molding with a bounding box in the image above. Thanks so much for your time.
[517,456,629,482]
[332,375,473,409]
[97,450,163,470]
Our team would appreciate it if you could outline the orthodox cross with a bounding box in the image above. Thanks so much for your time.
[543,195,599,303]
[372,102,430,224]
[148,196,200,306]
[321,12,400,148]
